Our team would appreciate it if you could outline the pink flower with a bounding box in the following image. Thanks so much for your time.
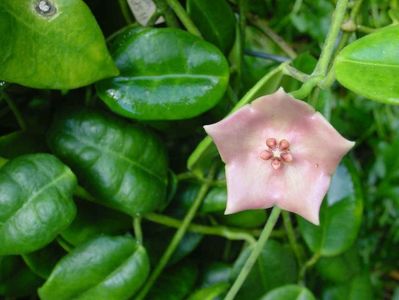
[204,89,354,225]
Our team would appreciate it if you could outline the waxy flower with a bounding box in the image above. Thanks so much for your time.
[204,89,354,225]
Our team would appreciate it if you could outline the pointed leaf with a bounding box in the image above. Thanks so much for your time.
[0,0,118,89]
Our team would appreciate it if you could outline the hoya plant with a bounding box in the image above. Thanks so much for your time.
[0,0,398,299]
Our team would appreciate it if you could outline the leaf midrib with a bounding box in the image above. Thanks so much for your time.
[1,170,71,226]
[338,58,399,68]
[63,132,166,185]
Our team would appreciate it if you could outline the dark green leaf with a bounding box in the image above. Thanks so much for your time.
[96,27,229,120]
[187,283,229,300]
[47,108,168,215]
[39,235,150,300]
[232,240,298,299]
[335,25,399,104]
[187,0,236,53]
[146,260,199,300]
[321,273,374,300]
[0,0,118,89]
[260,285,316,300]
[0,131,47,158]
[298,161,363,256]
[0,256,43,297]
[61,199,131,246]
[0,153,77,255]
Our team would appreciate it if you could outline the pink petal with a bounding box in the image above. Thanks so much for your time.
[204,88,354,225]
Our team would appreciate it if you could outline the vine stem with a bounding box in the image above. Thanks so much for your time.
[290,0,349,99]
[133,216,143,244]
[224,207,281,300]
[135,166,216,300]
[299,252,321,283]
[144,212,256,245]
[282,211,304,266]
[165,0,202,37]
[118,0,135,24]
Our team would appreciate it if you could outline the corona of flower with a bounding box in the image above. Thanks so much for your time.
[204,88,354,225]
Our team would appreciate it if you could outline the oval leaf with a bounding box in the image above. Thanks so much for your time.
[187,0,236,53]
[0,0,118,89]
[0,153,77,255]
[260,285,316,300]
[335,25,399,104]
[47,108,168,215]
[96,27,229,120]
[38,235,150,300]
[298,161,363,256]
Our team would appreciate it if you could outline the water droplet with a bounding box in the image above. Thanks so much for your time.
[35,0,57,17]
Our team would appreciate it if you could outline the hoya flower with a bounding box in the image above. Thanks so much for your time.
[204,88,354,225]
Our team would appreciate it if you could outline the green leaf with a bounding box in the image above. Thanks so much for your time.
[22,242,66,279]
[47,108,168,215]
[96,27,229,120]
[61,199,131,246]
[232,240,298,299]
[0,153,77,255]
[146,260,199,300]
[335,25,399,104]
[0,0,118,89]
[187,0,236,53]
[316,247,362,284]
[220,209,267,228]
[298,161,363,256]
[38,235,150,300]
[0,256,43,298]
[187,283,229,300]
[322,273,374,300]
[260,285,316,300]
[187,63,285,172]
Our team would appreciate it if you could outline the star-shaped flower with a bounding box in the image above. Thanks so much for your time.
[204,88,354,225]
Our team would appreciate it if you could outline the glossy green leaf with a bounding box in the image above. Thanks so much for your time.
[260,285,316,300]
[22,242,66,279]
[47,108,168,215]
[298,161,363,256]
[187,283,229,300]
[61,199,131,246]
[335,25,399,104]
[187,63,285,172]
[187,0,236,53]
[96,27,229,120]
[0,0,118,89]
[220,210,267,228]
[0,153,77,255]
[232,240,298,299]
[39,235,150,300]
[0,256,43,298]
[146,260,199,300]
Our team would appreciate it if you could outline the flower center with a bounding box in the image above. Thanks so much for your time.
[260,138,293,170]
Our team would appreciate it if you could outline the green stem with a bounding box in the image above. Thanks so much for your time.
[290,0,349,99]
[133,216,143,244]
[118,0,135,24]
[224,207,281,300]
[283,65,310,82]
[144,213,256,245]
[153,0,179,28]
[1,93,26,131]
[136,166,216,300]
[299,252,321,282]
[282,212,303,266]
[313,0,349,76]
[165,0,202,37]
